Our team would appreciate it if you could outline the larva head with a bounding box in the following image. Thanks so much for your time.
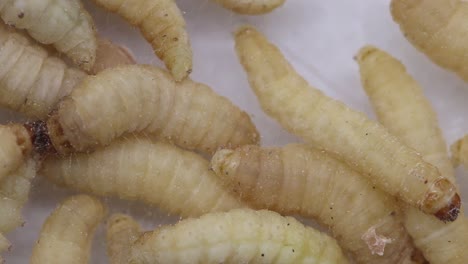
[210,146,260,198]
[421,177,461,222]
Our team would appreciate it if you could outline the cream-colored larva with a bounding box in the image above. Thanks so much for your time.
[130,209,349,264]
[356,45,468,264]
[107,214,142,264]
[91,0,192,81]
[92,38,136,74]
[0,124,32,182]
[210,144,417,264]
[30,195,106,264]
[0,158,36,234]
[0,0,97,71]
[234,25,460,222]
[39,138,245,218]
[44,65,259,155]
[0,23,86,118]
[391,0,468,82]
[214,0,286,15]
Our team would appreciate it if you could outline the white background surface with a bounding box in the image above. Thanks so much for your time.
[2,0,468,263]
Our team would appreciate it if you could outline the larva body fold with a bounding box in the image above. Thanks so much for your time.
[107,214,142,264]
[0,158,36,234]
[92,38,136,74]
[40,138,245,218]
[356,45,468,264]
[92,0,192,81]
[30,195,105,264]
[130,209,349,264]
[214,0,285,15]
[0,0,97,71]
[0,24,86,118]
[46,65,258,155]
[234,25,460,222]
[211,144,416,264]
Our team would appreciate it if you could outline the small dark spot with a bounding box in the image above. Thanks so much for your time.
[372,186,376,189]
[424,180,428,184]
[238,182,241,186]
[162,34,167,38]
[261,254,264,257]
[287,223,290,226]
[329,207,333,210]
[173,37,179,41]
[292,249,295,253]
[448,240,451,243]
[365,133,368,136]
[18,12,24,18]
[331,217,334,220]
[164,13,168,17]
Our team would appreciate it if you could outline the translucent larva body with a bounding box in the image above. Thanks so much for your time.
[234,25,460,222]
[0,124,32,182]
[451,135,468,169]
[214,0,286,15]
[211,144,416,264]
[357,46,468,264]
[30,195,105,264]
[0,158,36,234]
[0,0,97,71]
[391,0,468,82]
[39,138,245,218]
[107,214,142,264]
[0,24,86,118]
[46,65,259,155]
[92,38,135,74]
[130,209,349,264]
[91,0,192,81]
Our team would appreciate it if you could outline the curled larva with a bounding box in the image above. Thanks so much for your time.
[91,0,192,81]
[0,23,86,118]
[92,38,136,74]
[41,65,258,155]
[0,158,36,234]
[39,138,245,218]
[234,25,460,222]
[107,214,142,264]
[214,0,286,15]
[30,195,106,264]
[130,209,349,264]
[356,46,468,264]
[451,135,468,169]
[0,0,97,71]
[391,0,468,82]
[0,124,32,182]
[210,144,417,264]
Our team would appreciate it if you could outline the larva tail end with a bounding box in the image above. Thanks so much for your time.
[6,124,33,157]
[420,177,461,222]
[23,121,56,156]
[434,193,461,222]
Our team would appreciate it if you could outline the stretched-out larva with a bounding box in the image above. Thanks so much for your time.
[0,23,86,118]
[234,25,460,222]
[39,138,245,218]
[391,0,468,83]
[0,0,97,71]
[211,144,417,264]
[91,0,192,81]
[214,0,286,15]
[107,214,142,264]
[0,124,32,182]
[0,158,36,234]
[356,45,468,264]
[41,65,258,155]
[30,195,105,264]
[129,209,349,264]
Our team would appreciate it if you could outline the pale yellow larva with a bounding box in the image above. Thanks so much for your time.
[30,195,106,264]
[0,0,97,71]
[130,209,349,264]
[234,25,459,222]
[214,0,285,15]
[106,214,142,264]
